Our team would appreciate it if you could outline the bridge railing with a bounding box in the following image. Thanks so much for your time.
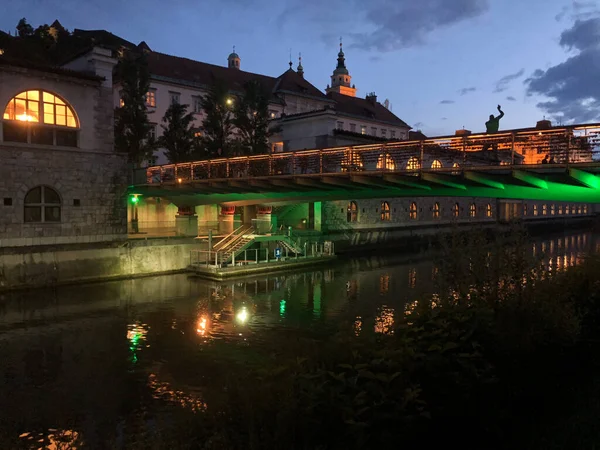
[141,123,600,184]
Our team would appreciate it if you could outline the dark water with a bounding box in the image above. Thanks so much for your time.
[0,230,597,448]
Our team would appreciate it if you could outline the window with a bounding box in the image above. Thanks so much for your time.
[347,201,358,223]
[269,110,277,119]
[146,89,157,108]
[192,96,202,113]
[551,204,556,215]
[433,202,440,219]
[524,204,528,216]
[406,157,420,170]
[409,202,418,220]
[377,153,395,171]
[469,203,476,218]
[452,203,460,218]
[341,150,364,172]
[4,198,12,206]
[533,204,538,216]
[431,160,443,169]
[577,205,582,214]
[542,204,547,215]
[380,201,391,221]
[361,125,366,135]
[371,127,377,135]
[381,129,387,138]
[169,92,180,105]
[558,204,563,215]
[452,162,460,174]
[24,186,61,223]
[486,203,492,218]
[350,123,356,132]
[149,123,157,140]
[337,121,344,130]
[3,90,78,147]
[391,130,396,139]
[584,205,589,214]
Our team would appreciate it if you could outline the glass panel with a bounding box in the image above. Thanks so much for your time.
[28,100,39,113]
[15,92,27,99]
[24,187,42,204]
[54,96,65,105]
[43,187,61,204]
[43,92,55,103]
[44,102,54,124]
[55,104,66,116]
[66,109,76,127]
[24,206,42,222]
[15,98,26,116]
[56,129,77,147]
[31,127,54,145]
[44,206,61,222]
[55,114,66,126]
[27,90,39,101]
[2,122,28,143]
[4,100,15,120]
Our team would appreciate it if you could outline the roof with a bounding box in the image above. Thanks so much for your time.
[409,130,427,140]
[272,68,330,101]
[327,92,410,128]
[0,55,103,82]
[72,29,136,51]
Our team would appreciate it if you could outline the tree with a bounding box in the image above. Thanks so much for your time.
[159,103,197,163]
[200,81,234,158]
[114,51,156,166]
[233,81,271,155]
[16,18,33,38]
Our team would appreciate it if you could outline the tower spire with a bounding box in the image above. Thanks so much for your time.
[297,52,304,78]
[326,37,356,97]
[289,48,292,69]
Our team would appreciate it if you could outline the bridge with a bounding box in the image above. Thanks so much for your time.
[130,123,600,205]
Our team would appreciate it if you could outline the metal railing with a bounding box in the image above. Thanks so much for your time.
[139,124,600,185]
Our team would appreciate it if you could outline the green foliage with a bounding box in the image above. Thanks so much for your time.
[159,103,197,163]
[114,51,156,166]
[232,81,271,155]
[16,18,33,38]
[200,82,234,158]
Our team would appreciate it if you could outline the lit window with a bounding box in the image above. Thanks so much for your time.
[24,186,61,223]
[269,111,277,119]
[452,162,460,174]
[391,130,396,139]
[146,89,157,108]
[377,153,395,171]
[542,204,547,215]
[3,90,78,147]
[584,205,589,214]
[406,157,420,170]
[453,203,460,218]
[371,127,377,135]
[381,129,387,138]
[577,205,582,214]
[486,203,492,218]
[380,201,391,221]
[431,160,443,169]
[558,205,563,215]
[337,121,344,130]
[551,204,556,215]
[194,131,202,138]
[192,96,202,113]
[347,201,358,223]
[341,150,364,172]
[361,125,366,135]
[350,123,356,132]
[533,204,538,216]
[433,202,440,219]
[169,92,180,105]
[469,203,476,218]
[566,204,570,214]
[409,202,418,220]
[524,204,528,216]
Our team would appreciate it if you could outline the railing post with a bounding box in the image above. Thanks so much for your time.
[215,251,218,266]
[246,157,250,177]
[269,154,273,176]
[419,141,424,173]
[232,251,235,266]
[244,249,247,261]
[319,150,323,174]
[255,249,258,263]
[207,160,211,179]
[566,130,571,167]
[226,159,230,178]
[292,153,296,175]
[511,133,515,166]
[175,164,178,181]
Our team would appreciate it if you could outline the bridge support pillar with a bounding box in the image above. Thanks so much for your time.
[175,206,198,237]
[219,205,238,235]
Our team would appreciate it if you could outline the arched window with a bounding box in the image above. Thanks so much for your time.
[433,202,440,219]
[486,203,492,218]
[431,160,443,169]
[577,205,582,214]
[341,150,364,172]
[469,203,476,218]
[565,204,570,215]
[406,157,420,170]
[551,204,556,215]
[409,202,418,220]
[584,204,589,214]
[558,204,563,215]
[452,162,460,175]
[24,186,61,223]
[542,204,548,215]
[347,201,358,223]
[452,203,460,218]
[377,153,395,171]
[380,201,391,221]
[3,90,78,147]
[533,204,539,216]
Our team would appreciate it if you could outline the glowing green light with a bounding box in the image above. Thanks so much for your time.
[279,299,286,316]
[130,195,139,204]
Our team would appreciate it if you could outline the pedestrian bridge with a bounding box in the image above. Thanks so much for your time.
[129,123,600,206]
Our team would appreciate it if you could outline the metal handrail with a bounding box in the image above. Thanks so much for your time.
[213,225,247,251]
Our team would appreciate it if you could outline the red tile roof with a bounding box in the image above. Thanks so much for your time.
[326,92,409,128]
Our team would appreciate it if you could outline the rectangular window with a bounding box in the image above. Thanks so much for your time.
[31,127,54,145]
[3,122,28,143]
[149,123,157,140]
[4,198,12,206]
[146,89,157,108]
[391,130,396,139]
[55,129,77,147]
[169,92,180,105]
[371,127,377,135]
[350,123,356,132]
[24,206,42,222]
[337,121,344,130]
[192,96,202,113]
[381,129,387,138]
[361,125,366,135]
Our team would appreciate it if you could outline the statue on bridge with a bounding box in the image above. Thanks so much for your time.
[485,105,505,133]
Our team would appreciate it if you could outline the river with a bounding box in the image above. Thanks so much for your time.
[0,229,597,448]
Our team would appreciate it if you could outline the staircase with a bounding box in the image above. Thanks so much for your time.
[222,236,255,263]
[277,236,304,256]
[272,204,304,225]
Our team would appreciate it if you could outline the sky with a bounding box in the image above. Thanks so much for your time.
[2,0,600,137]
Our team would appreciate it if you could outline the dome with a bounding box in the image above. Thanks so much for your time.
[334,67,349,75]
[228,52,240,59]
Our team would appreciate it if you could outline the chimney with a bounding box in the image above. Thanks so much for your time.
[456,129,471,136]
[366,92,377,104]
[536,119,552,129]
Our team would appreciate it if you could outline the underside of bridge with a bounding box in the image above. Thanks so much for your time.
[129,164,600,207]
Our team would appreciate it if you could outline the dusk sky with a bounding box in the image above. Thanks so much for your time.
[3,0,600,137]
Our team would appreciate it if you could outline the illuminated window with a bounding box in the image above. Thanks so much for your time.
[453,203,460,218]
[565,205,570,214]
[558,204,563,215]
[584,204,589,214]
[577,205,582,214]
[431,160,443,169]
[551,204,556,215]
[542,204,547,215]
[469,203,476,217]
[523,204,528,216]
[533,204,538,216]
[377,153,396,171]
[406,157,420,170]
[347,201,358,223]
[433,202,440,219]
[361,125,366,135]
[486,203,492,218]
[341,150,364,172]
[24,186,61,223]
[380,201,391,221]
[409,202,418,220]
[3,90,78,147]
[452,162,460,174]
[146,89,157,108]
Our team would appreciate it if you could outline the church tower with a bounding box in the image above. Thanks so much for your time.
[228,46,240,69]
[325,39,356,97]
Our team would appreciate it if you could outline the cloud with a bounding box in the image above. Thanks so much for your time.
[441,117,448,120]
[506,96,516,101]
[369,55,382,62]
[526,17,600,123]
[458,87,476,95]
[556,1,599,22]
[440,100,455,104]
[493,69,525,93]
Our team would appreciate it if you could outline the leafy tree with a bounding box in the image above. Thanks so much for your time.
[114,51,156,166]
[159,102,197,163]
[233,81,271,155]
[16,18,33,38]
[200,81,234,158]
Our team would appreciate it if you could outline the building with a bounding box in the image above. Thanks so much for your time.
[0,47,128,247]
